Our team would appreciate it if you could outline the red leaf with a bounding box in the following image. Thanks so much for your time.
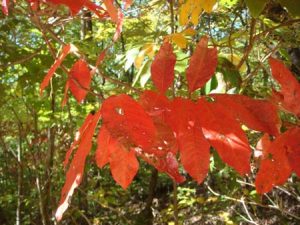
[101,94,156,149]
[138,150,185,183]
[151,41,176,94]
[123,0,133,9]
[211,94,280,136]
[2,0,9,15]
[110,146,139,189]
[28,0,39,11]
[269,57,300,116]
[55,110,101,221]
[84,1,107,19]
[96,126,139,189]
[143,120,178,157]
[113,9,124,41]
[48,0,107,19]
[255,134,272,159]
[166,98,210,184]
[186,36,218,93]
[139,90,170,121]
[255,128,300,194]
[95,126,111,168]
[91,49,107,76]
[68,59,91,103]
[48,0,86,15]
[40,44,76,95]
[284,127,300,177]
[103,0,119,23]
[63,112,95,168]
[255,132,293,194]
[197,97,251,175]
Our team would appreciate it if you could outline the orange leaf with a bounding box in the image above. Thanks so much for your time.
[186,36,218,93]
[269,57,300,116]
[123,0,133,9]
[151,41,176,94]
[197,97,251,175]
[103,0,118,23]
[68,59,91,103]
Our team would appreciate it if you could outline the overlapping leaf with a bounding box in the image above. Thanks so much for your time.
[138,91,185,182]
[197,97,251,175]
[210,94,280,136]
[255,127,300,194]
[186,36,218,93]
[166,98,210,184]
[101,94,156,149]
[96,126,139,188]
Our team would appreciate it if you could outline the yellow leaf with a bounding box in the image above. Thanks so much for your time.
[200,0,217,13]
[142,43,155,59]
[179,1,190,26]
[191,4,202,25]
[222,53,247,73]
[170,33,187,49]
[134,51,145,69]
[182,27,196,36]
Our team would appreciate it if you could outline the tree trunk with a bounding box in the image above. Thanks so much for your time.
[16,122,23,225]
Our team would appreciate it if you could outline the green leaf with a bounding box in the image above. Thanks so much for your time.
[245,0,268,18]
[278,0,300,17]
[219,0,239,8]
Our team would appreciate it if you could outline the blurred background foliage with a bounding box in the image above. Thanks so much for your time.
[0,0,300,224]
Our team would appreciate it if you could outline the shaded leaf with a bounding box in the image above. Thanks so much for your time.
[255,130,294,194]
[68,59,91,104]
[95,126,111,168]
[278,0,300,17]
[269,57,300,116]
[245,0,268,18]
